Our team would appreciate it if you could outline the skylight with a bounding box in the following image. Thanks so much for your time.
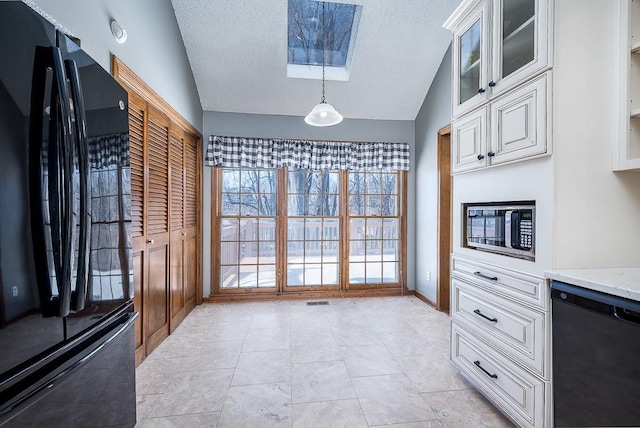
[287,0,361,81]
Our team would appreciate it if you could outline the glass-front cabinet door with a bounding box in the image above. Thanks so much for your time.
[452,1,490,117]
[460,19,482,105]
[491,0,550,95]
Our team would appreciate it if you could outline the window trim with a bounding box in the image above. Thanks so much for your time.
[211,167,407,297]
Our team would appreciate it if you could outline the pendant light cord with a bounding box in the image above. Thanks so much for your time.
[321,1,326,104]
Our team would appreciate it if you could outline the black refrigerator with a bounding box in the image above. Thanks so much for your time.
[0,2,137,427]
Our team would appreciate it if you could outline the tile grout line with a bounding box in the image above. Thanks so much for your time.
[215,302,254,427]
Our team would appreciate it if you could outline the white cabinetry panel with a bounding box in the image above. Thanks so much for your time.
[452,277,548,377]
[615,0,640,170]
[491,73,549,165]
[451,255,547,309]
[450,254,551,427]
[452,106,488,174]
[452,324,548,428]
[491,0,551,97]
[450,0,491,118]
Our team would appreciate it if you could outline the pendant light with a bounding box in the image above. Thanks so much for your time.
[305,1,343,127]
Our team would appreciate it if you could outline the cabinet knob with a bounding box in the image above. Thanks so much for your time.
[487,151,495,157]
[182,231,187,236]
[147,239,155,244]
[488,81,496,87]
[478,87,486,94]
[477,154,485,160]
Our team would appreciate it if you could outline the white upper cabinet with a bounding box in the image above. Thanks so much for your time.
[615,0,640,170]
[491,0,550,96]
[452,72,550,174]
[452,105,489,174]
[445,0,552,119]
[490,72,549,165]
[450,1,491,117]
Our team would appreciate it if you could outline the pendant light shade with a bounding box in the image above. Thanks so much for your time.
[306,2,343,127]
[305,101,343,127]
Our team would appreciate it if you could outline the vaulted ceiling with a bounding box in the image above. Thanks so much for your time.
[170,0,461,121]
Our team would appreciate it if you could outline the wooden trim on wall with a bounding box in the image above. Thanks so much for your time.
[112,56,199,136]
[210,168,220,296]
[196,126,203,306]
[413,289,438,309]
[437,125,452,313]
[400,170,409,293]
[209,288,411,303]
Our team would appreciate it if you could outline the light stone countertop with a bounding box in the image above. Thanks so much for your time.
[545,268,640,302]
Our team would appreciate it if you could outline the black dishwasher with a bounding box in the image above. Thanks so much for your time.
[551,281,640,427]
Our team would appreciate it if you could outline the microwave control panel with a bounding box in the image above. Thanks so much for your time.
[520,219,533,250]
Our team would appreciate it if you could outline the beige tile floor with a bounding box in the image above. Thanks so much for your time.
[135,296,515,427]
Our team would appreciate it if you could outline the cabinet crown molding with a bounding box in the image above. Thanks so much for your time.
[443,0,485,30]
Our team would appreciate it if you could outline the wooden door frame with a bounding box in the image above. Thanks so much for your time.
[437,125,452,313]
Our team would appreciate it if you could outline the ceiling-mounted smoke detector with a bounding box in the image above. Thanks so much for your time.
[110,20,127,44]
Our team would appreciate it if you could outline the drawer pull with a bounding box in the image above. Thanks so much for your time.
[474,360,498,379]
[473,309,498,323]
[474,271,498,281]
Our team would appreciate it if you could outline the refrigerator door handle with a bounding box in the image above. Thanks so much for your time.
[28,46,73,317]
[65,59,90,313]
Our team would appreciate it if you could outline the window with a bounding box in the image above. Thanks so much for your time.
[286,171,340,288]
[219,169,278,290]
[287,0,362,81]
[347,172,400,286]
[213,168,406,295]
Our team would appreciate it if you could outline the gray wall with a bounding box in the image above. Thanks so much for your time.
[202,112,415,296]
[413,46,452,302]
[31,0,203,131]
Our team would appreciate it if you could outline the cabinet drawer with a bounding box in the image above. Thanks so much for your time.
[451,255,547,309]
[490,72,550,165]
[451,323,547,428]
[452,278,548,377]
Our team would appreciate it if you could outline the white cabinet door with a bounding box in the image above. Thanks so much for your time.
[491,0,552,96]
[452,106,489,174]
[490,72,549,165]
[450,1,491,118]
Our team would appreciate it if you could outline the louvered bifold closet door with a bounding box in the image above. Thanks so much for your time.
[183,132,198,311]
[169,126,186,330]
[144,106,170,354]
[127,91,146,362]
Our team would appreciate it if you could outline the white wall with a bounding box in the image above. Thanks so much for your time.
[552,0,640,268]
[201,112,415,297]
[413,46,453,301]
[452,157,555,276]
[30,0,203,131]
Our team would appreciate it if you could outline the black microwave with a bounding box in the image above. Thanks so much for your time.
[464,203,535,260]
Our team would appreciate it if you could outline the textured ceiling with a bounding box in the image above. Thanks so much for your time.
[170,0,461,121]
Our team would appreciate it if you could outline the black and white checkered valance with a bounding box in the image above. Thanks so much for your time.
[88,133,129,169]
[205,136,410,171]
[40,133,129,169]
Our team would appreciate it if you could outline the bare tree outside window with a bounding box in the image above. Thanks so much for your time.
[220,169,277,289]
[287,0,357,67]
[216,168,403,292]
[348,171,400,285]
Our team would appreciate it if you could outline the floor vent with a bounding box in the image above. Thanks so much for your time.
[306,301,329,306]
